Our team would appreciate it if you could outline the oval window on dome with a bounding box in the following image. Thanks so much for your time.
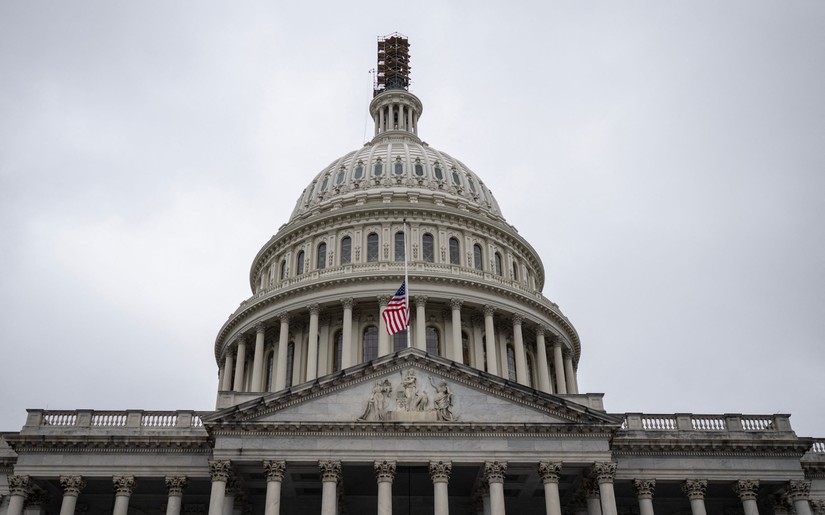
[451,168,462,186]
[374,161,383,177]
[394,161,404,175]
[354,163,364,180]
[335,168,346,185]
[467,177,477,194]
[433,165,444,181]
[414,163,424,176]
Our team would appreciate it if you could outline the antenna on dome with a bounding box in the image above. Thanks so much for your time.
[374,33,410,96]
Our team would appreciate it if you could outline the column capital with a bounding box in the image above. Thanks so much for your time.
[512,313,523,325]
[415,295,428,308]
[235,334,247,346]
[9,475,32,497]
[278,312,290,324]
[593,462,617,484]
[450,298,463,310]
[59,476,86,496]
[633,479,656,500]
[374,460,397,483]
[255,323,266,334]
[165,476,188,497]
[341,298,354,310]
[484,461,508,484]
[787,480,811,502]
[377,295,392,306]
[682,479,708,500]
[535,324,546,336]
[810,500,825,515]
[733,480,759,501]
[583,477,600,499]
[483,304,497,317]
[537,461,561,483]
[319,460,342,483]
[263,460,287,482]
[307,303,320,315]
[208,459,233,482]
[429,460,452,483]
[113,476,136,497]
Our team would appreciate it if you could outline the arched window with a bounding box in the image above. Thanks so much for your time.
[296,251,305,275]
[511,259,518,281]
[494,252,503,276]
[414,161,424,177]
[340,236,352,264]
[367,233,379,262]
[422,233,434,263]
[332,331,343,372]
[506,344,517,381]
[317,243,327,270]
[280,259,287,280]
[285,341,295,386]
[473,244,483,271]
[467,177,477,194]
[462,332,471,364]
[426,326,440,356]
[394,232,405,261]
[449,237,460,265]
[393,330,407,352]
[363,326,378,362]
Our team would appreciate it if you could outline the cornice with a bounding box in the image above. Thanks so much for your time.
[5,435,212,454]
[611,437,814,458]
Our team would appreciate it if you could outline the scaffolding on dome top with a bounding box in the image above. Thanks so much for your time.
[374,32,411,95]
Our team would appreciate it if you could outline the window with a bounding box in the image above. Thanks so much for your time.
[494,252,503,276]
[332,331,343,372]
[373,160,383,177]
[451,168,462,186]
[393,330,407,352]
[363,326,378,362]
[335,168,346,185]
[367,233,379,262]
[296,250,305,275]
[526,353,535,387]
[414,162,424,177]
[394,160,404,175]
[340,237,352,264]
[506,344,517,381]
[467,177,477,194]
[394,232,405,261]
[354,163,364,180]
[426,326,440,356]
[449,237,460,265]
[462,332,471,364]
[280,259,287,280]
[265,352,274,391]
[433,164,444,181]
[512,260,518,281]
[285,341,295,386]
[422,233,434,263]
[317,243,327,270]
[320,175,330,191]
[473,244,483,271]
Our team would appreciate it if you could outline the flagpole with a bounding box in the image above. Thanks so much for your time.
[403,219,411,348]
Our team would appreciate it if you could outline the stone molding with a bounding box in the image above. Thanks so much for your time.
[208,459,233,482]
[593,462,617,484]
[733,480,759,501]
[9,475,32,497]
[263,460,286,482]
[319,460,342,483]
[633,479,656,499]
[429,460,452,483]
[787,480,811,502]
[682,479,708,500]
[165,476,187,496]
[113,476,136,496]
[484,461,507,484]
[537,461,561,484]
[59,476,86,496]
[374,460,397,483]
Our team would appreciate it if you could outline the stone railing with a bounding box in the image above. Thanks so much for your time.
[811,439,825,453]
[27,409,206,431]
[620,413,793,433]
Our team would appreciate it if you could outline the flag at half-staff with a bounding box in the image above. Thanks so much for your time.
[382,281,409,335]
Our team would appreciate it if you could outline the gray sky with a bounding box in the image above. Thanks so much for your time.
[1,1,823,437]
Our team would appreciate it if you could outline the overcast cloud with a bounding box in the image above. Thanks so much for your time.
[1,1,823,437]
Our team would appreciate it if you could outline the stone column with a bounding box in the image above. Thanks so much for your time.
[732,480,759,515]
[450,299,464,363]
[341,299,354,368]
[594,462,617,515]
[564,354,578,394]
[552,339,567,394]
[207,460,232,515]
[221,352,234,391]
[232,335,247,392]
[378,295,391,356]
[7,476,31,515]
[306,304,320,380]
[58,476,85,515]
[535,327,552,393]
[415,296,428,351]
[112,476,136,515]
[485,461,507,515]
[511,314,528,384]
[375,460,396,515]
[263,460,286,515]
[538,462,562,515]
[682,479,708,515]
[165,476,187,515]
[483,305,498,375]
[430,460,452,515]
[275,314,290,390]
[251,324,266,391]
[584,478,602,515]
[788,480,813,515]
[810,500,825,515]
[633,479,656,515]
[319,460,341,515]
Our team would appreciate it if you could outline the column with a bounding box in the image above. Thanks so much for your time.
[263,460,286,515]
[378,106,384,134]
[633,479,656,515]
[112,476,136,515]
[306,304,320,380]
[483,305,498,375]
[378,296,391,356]
[450,299,463,363]
[552,339,567,394]
[535,327,552,393]
[788,480,813,515]
[221,352,234,391]
[222,477,236,515]
[429,460,452,515]
[319,460,341,515]
[251,324,266,391]
[232,335,247,392]
[811,500,825,515]
[511,314,528,384]
[564,354,578,394]
[275,314,290,391]
[485,461,507,515]
[207,460,232,515]
[538,462,562,515]
[733,480,759,515]
[375,460,396,515]
[415,296,428,351]
[594,462,617,515]
[58,476,85,515]
[682,479,708,515]
[341,299,354,368]
[7,476,31,515]
[165,476,187,515]
[584,478,602,515]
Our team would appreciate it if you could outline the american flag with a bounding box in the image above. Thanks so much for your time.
[382,281,409,335]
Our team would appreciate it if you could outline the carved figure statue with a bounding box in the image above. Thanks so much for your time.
[398,369,429,411]
[358,379,392,421]
[429,377,457,421]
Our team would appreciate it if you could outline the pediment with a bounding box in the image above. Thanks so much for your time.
[204,349,621,431]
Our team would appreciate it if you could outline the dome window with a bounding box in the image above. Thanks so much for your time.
[363,326,378,362]
[296,250,305,275]
[394,159,404,176]
[320,175,330,192]
[450,167,462,186]
[426,326,441,356]
[394,232,405,261]
[473,244,483,271]
[449,237,460,265]
[332,331,343,372]
[433,164,444,181]
[280,259,287,280]
[335,168,346,185]
[340,237,352,265]
[414,161,424,177]
[494,252,503,276]
[354,163,364,180]
[367,233,379,262]
[467,177,477,194]
[373,160,383,177]
[317,243,327,270]
[422,233,434,263]
[511,259,518,281]
[506,344,517,381]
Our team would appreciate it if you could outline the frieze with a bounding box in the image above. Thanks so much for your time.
[356,369,457,422]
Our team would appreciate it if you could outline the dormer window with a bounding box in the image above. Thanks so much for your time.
[467,177,477,194]
[374,160,383,177]
[335,168,346,185]
[414,160,424,177]
[433,164,444,181]
[320,175,330,191]
[354,162,364,180]
[451,167,462,186]
[394,158,404,176]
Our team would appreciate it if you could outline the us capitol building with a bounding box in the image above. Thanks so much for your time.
[1,34,823,515]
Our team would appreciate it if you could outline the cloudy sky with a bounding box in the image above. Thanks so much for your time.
[1,2,823,437]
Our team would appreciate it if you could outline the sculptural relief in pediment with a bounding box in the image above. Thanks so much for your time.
[357,369,457,423]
